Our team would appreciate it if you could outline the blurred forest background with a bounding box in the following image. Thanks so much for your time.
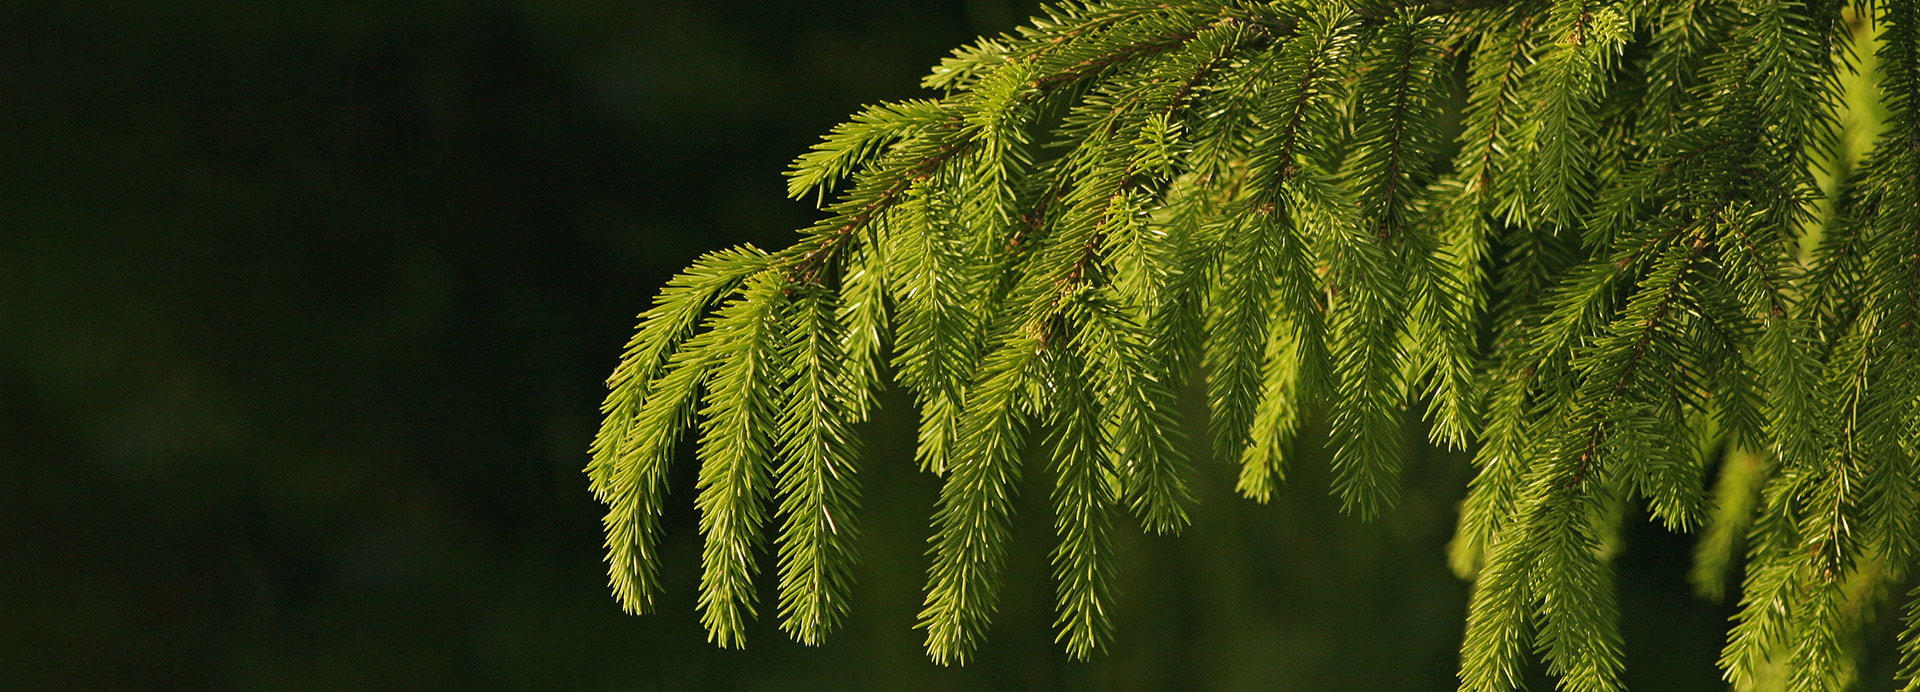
[0,1,1885,689]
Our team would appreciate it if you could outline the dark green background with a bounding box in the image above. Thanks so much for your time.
[0,1,1835,688]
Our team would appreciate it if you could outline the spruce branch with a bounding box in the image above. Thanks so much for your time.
[590,0,1920,685]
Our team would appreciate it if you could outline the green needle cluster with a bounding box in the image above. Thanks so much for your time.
[591,1,1920,688]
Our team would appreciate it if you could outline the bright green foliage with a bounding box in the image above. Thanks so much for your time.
[591,0,1920,687]
[771,287,865,645]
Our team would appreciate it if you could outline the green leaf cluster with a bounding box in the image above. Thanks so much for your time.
[591,0,1920,687]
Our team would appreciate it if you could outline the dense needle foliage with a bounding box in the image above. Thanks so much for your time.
[591,0,1920,688]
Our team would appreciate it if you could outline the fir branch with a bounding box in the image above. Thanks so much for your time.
[772,287,866,645]
[1205,4,1354,468]
[601,340,714,615]
[1324,14,1450,518]
[1080,290,1195,532]
[597,247,772,615]
[1352,0,1519,21]
[590,0,1920,683]
[691,272,790,647]
[1040,328,1120,658]
[918,323,1048,665]
[1513,0,1629,229]
[1236,311,1314,502]
[591,247,772,501]
[1900,582,1920,691]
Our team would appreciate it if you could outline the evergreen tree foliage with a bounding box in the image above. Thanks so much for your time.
[591,0,1920,687]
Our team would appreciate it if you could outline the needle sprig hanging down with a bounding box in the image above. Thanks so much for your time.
[591,0,1920,688]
